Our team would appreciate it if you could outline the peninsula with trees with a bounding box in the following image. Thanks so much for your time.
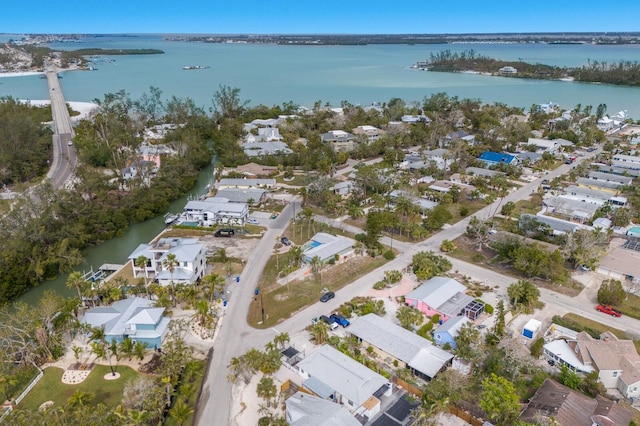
[417,49,640,87]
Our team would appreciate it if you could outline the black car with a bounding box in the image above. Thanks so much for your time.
[319,291,335,303]
[215,228,235,237]
[281,237,292,246]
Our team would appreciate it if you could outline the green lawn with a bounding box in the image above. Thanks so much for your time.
[249,255,388,328]
[618,293,640,320]
[18,365,139,412]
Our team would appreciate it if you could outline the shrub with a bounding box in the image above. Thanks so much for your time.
[366,346,374,354]
[483,302,494,315]
[417,322,434,338]
[440,239,457,253]
[472,253,485,263]
[459,207,470,217]
[530,337,545,358]
[373,281,387,290]
[430,314,440,324]
[383,250,395,260]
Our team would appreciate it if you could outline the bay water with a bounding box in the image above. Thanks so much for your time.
[3,34,640,303]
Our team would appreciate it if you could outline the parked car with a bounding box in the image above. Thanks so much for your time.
[214,228,235,237]
[596,304,622,317]
[330,313,350,327]
[319,315,338,330]
[247,218,260,225]
[280,237,292,246]
[319,291,335,303]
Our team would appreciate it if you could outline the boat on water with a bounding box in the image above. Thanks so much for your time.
[164,212,179,225]
[182,65,210,70]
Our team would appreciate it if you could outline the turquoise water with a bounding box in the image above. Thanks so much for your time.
[627,227,640,236]
[2,34,640,117]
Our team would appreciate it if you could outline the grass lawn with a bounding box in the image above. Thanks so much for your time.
[248,255,388,329]
[618,293,640,320]
[18,365,139,412]
[275,175,308,187]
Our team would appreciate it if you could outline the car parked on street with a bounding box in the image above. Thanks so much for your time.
[596,304,622,317]
[330,313,350,327]
[319,291,335,303]
[247,218,259,225]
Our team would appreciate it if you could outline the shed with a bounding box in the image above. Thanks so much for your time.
[523,319,542,339]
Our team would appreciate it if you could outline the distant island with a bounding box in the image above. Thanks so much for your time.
[416,49,640,87]
[0,42,163,73]
[166,32,640,45]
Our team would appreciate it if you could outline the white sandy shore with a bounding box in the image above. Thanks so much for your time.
[21,99,100,121]
[0,71,44,78]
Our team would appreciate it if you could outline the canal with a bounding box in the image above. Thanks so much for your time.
[17,162,215,306]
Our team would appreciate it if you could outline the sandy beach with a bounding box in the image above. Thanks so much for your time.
[21,99,100,122]
[0,71,44,78]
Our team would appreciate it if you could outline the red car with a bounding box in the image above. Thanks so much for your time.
[596,305,622,317]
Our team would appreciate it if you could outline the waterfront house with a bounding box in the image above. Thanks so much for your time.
[242,141,293,157]
[81,297,170,349]
[213,188,267,205]
[433,315,470,348]
[216,178,276,190]
[295,345,392,417]
[519,379,632,426]
[348,313,453,381]
[182,197,249,225]
[404,277,484,322]
[478,151,519,167]
[320,130,357,152]
[285,392,360,426]
[232,162,278,178]
[138,142,175,168]
[301,232,355,264]
[128,237,207,286]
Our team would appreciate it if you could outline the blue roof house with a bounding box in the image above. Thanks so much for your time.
[433,315,470,348]
[478,151,519,167]
[81,297,170,349]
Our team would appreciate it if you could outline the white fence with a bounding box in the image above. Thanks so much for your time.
[0,363,44,422]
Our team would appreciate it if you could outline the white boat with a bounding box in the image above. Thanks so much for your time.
[164,213,179,225]
[182,65,210,70]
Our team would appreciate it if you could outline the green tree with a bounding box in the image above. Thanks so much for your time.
[65,271,86,308]
[411,251,452,281]
[439,239,456,253]
[211,84,249,120]
[169,397,194,426]
[479,373,520,425]
[466,216,492,251]
[500,201,516,217]
[558,365,581,390]
[162,253,178,303]
[597,279,626,306]
[454,322,480,360]
[396,306,424,330]
[309,322,329,345]
[507,280,540,313]
[256,376,278,407]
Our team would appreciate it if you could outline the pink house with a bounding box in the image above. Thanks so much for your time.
[404,277,483,322]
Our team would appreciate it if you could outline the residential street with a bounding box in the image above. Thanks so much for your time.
[195,145,640,425]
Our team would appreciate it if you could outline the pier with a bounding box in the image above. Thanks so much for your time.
[45,69,77,189]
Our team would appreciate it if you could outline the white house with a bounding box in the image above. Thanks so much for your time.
[216,178,276,190]
[352,125,384,143]
[128,237,207,286]
[182,197,249,226]
[302,233,355,264]
[321,130,357,152]
[285,392,360,426]
[296,345,392,417]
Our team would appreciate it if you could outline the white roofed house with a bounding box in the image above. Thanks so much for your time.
[242,141,293,157]
[348,313,454,381]
[214,188,267,205]
[352,125,385,144]
[525,138,561,154]
[295,345,392,419]
[321,130,357,152]
[285,392,360,426]
[216,178,276,190]
[128,237,207,286]
[182,197,249,226]
[422,148,452,171]
[302,233,355,264]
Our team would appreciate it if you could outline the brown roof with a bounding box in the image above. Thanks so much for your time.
[234,162,277,178]
[361,395,380,411]
[519,379,632,426]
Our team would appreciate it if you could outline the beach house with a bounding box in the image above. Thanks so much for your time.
[404,277,484,322]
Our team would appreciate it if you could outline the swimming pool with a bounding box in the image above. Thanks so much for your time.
[180,221,200,227]
[627,226,640,237]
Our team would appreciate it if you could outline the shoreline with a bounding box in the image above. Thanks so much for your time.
[21,99,100,121]
[0,70,44,78]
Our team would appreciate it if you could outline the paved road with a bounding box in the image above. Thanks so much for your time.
[196,146,633,424]
[45,69,77,189]
[196,201,300,425]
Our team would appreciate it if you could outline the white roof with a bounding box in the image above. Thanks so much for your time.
[297,345,388,407]
[544,340,595,373]
[81,297,166,337]
[303,233,355,262]
[286,392,360,426]
[524,319,542,332]
[405,277,467,310]
[348,314,453,378]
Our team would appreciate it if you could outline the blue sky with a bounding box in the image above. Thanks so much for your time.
[3,0,640,34]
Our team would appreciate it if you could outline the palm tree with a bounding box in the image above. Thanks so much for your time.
[71,345,83,362]
[287,246,303,269]
[89,326,117,376]
[162,253,178,304]
[310,256,323,282]
[194,299,214,338]
[134,255,150,297]
[256,376,278,407]
[309,322,329,345]
[273,332,290,350]
[169,398,194,426]
[66,271,86,308]
[133,341,148,361]
[202,273,225,303]
[67,390,95,408]
[118,337,135,360]
[127,409,152,425]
